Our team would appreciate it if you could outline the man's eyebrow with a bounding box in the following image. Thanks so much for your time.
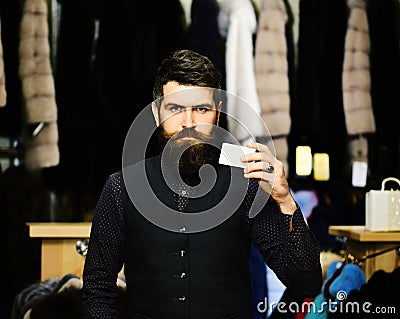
[163,102,185,108]
[163,103,214,109]
[193,103,214,109]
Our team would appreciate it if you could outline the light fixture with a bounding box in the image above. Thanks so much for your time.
[313,153,330,181]
[296,146,312,176]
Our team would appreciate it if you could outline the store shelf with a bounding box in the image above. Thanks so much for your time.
[26,222,92,280]
[329,225,400,280]
[329,225,400,242]
[27,222,91,238]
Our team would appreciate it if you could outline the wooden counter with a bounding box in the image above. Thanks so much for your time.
[27,222,91,281]
[329,226,400,280]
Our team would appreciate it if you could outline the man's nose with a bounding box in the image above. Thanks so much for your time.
[182,108,195,128]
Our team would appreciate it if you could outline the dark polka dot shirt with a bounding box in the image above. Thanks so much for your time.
[82,168,322,318]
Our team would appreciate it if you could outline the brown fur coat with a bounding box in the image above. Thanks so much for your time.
[19,0,59,169]
[342,0,376,136]
[343,0,376,165]
[254,0,290,174]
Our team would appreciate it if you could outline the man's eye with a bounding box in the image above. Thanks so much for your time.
[193,107,209,113]
[170,105,183,112]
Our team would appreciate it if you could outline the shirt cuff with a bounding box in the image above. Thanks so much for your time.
[279,207,308,234]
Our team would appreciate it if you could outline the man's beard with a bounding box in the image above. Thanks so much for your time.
[158,126,220,184]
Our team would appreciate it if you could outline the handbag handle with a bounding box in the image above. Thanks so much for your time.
[381,177,400,190]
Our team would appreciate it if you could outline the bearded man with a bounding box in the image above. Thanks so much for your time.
[82,49,322,319]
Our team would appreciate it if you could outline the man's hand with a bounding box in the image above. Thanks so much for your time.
[241,142,297,215]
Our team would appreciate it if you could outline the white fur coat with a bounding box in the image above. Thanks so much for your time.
[218,0,265,143]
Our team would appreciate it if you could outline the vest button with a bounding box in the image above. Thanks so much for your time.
[180,250,186,257]
[180,272,186,279]
[178,296,186,302]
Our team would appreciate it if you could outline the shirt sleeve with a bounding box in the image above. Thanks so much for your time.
[82,172,125,319]
[249,194,323,297]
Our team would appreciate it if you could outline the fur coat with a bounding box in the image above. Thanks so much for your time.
[343,0,376,165]
[218,0,265,143]
[11,273,127,319]
[342,0,376,136]
[19,0,59,169]
[254,0,291,174]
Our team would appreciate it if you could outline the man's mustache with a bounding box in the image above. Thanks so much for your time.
[166,127,212,142]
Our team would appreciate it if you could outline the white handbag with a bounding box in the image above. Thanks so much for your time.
[365,177,400,231]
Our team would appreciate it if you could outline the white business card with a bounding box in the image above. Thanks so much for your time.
[219,142,256,169]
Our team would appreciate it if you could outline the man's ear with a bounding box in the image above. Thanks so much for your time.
[216,101,223,126]
[151,102,160,126]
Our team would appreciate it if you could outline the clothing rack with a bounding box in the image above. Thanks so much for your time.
[0,146,19,157]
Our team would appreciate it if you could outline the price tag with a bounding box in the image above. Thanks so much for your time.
[352,161,368,187]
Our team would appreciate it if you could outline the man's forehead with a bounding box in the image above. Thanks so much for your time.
[162,83,215,107]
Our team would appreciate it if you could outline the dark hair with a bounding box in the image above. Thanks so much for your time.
[153,49,222,101]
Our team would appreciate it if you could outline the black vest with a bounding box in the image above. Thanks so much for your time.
[121,157,254,319]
